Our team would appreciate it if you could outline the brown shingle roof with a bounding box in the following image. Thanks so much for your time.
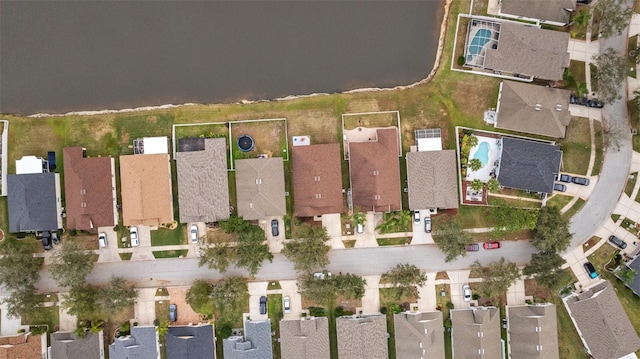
[279,317,330,359]
[394,311,445,359]
[406,150,459,210]
[235,158,286,220]
[483,21,570,81]
[507,304,559,359]
[336,315,388,359]
[0,333,44,359]
[565,281,640,359]
[119,153,174,226]
[63,147,117,231]
[496,81,572,138]
[349,128,401,213]
[500,0,576,24]
[451,307,501,358]
[176,138,230,223]
[292,144,343,217]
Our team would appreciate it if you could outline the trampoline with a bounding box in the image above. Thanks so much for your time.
[237,134,255,152]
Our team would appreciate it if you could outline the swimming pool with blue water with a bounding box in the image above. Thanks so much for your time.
[468,28,492,55]
[473,141,489,167]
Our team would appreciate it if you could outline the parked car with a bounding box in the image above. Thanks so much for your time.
[98,232,108,248]
[424,218,432,233]
[483,241,500,249]
[502,318,508,329]
[413,211,420,223]
[608,235,628,249]
[169,304,177,322]
[465,243,480,252]
[283,296,291,313]
[584,262,598,279]
[356,223,364,234]
[313,271,332,280]
[553,183,567,192]
[130,226,139,247]
[587,99,604,108]
[572,176,590,186]
[463,285,472,301]
[41,234,52,251]
[570,94,579,104]
[558,174,573,183]
[189,225,199,243]
[577,0,592,4]
[51,231,60,244]
[271,219,279,237]
[259,296,267,315]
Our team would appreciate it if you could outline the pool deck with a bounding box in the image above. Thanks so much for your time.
[467,135,500,182]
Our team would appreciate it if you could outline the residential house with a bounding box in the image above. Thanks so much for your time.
[623,256,640,296]
[51,331,105,359]
[109,326,159,359]
[235,158,286,220]
[279,317,330,359]
[292,143,343,217]
[176,138,230,223]
[564,281,640,359]
[494,81,572,138]
[394,311,445,359]
[451,307,502,358]
[166,324,215,359]
[463,17,570,81]
[63,147,117,231]
[406,150,459,210]
[120,137,174,226]
[336,315,388,359]
[506,304,559,359]
[223,319,273,359]
[8,173,62,233]
[497,137,562,194]
[348,128,402,213]
[0,332,46,359]
[499,0,576,26]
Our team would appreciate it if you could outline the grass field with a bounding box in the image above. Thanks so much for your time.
[152,249,188,259]
[150,225,186,246]
[561,198,586,221]
[267,294,283,359]
[560,118,591,175]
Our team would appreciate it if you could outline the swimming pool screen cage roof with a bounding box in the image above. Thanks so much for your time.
[415,128,441,140]
[464,19,501,69]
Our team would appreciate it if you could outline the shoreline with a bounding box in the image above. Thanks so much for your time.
[26,0,452,119]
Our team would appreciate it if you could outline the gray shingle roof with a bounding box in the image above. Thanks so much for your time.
[500,0,576,24]
[51,331,103,359]
[496,81,572,138]
[336,315,388,359]
[507,304,559,359]
[166,324,215,359]
[497,137,562,194]
[451,307,501,358]
[483,21,570,81]
[108,326,158,359]
[565,281,640,359]
[407,150,459,210]
[222,320,273,359]
[394,311,445,359]
[625,257,640,295]
[235,158,286,220]
[176,138,230,223]
[8,173,61,233]
[279,317,330,359]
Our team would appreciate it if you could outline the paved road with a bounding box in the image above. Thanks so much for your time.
[568,7,633,248]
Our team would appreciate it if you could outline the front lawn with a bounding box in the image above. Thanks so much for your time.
[377,237,409,246]
[560,118,591,175]
[21,306,59,344]
[561,198,585,221]
[152,249,188,259]
[150,224,186,246]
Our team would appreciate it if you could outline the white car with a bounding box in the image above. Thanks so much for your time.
[98,232,108,248]
[190,225,199,243]
[463,284,472,302]
[130,226,139,247]
[283,296,291,313]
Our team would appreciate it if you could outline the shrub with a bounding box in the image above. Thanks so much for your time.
[380,307,388,314]
[457,56,465,66]
[153,319,160,327]
[389,303,401,314]
[472,293,480,300]
[309,306,326,317]
[218,325,232,339]
[446,301,454,310]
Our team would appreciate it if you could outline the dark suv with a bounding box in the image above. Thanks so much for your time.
[608,235,627,249]
[584,262,598,279]
[271,219,279,237]
[259,296,267,315]
[558,174,572,183]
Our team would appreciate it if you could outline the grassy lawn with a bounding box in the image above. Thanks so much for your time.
[553,294,589,358]
[267,294,283,359]
[150,224,186,246]
[152,249,188,259]
[592,120,603,176]
[565,61,587,93]
[155,300,170,322]
[22,306,60,345]
[629,35,638,79]
[230,119,288,162]
[561,198,585,221]
[560,118,591,175]
[626,172,638,197]
[582,236,601,252]
[377,237,409,246]
[589,63,598,92]
[487,196,541,209]
[342,240,356,248]
[119,252,132,260]
[547,194,573,210]
[432,205,496,229]
[342,111,399,130]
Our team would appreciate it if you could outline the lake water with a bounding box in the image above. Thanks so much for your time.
[0,1,445,115]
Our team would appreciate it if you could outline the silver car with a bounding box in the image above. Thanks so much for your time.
[463,284,472,302]
[190,225,199,243]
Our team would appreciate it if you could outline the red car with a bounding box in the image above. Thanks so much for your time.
[483,241,500,249]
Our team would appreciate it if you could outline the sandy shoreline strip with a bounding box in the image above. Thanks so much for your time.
[28,0,453,118]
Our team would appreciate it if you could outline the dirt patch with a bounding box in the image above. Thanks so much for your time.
[167,287,205,325]
[336,295,361,313]
[286,110,340,144]
[66,232,99,250]
[524,279,552,301]
[230,119,286,159]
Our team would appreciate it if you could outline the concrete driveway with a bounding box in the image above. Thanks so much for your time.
[248,282,268,320]
[360,275,381,315]
[354,212,379,248]
[58,294,77,332]
[0,300,29,335]
[262,216,284,253]
[322,213,345,249]
[411,210,433,245]
[97,226,121,263]
[280,280,302,320]
[131,226,154,261]
[505,277,526,305]
[134,288,157,325]
[416,272,438,311]
[447,270,471,309]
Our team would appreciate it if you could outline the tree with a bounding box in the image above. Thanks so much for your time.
[198,239,236,273]
[156,320,170,337]
[470,179,484,192]
[468,158,482,172]
[572,7,591,33]
[486,178,500,193]
[186,279,214,315]
[523,251,571,290]
[381,263,428,300]
[99,276,138,316]
[235,227,273,277]
[334,273,367,299]
[50,240,95,287]
[593,0,633,38]
[211,276,249,325]
[0,245,42,291]
[617,266,638,284]
[297,272,367,307]
[592,48,627,104]
[282,224,331,272]
[432,220,474,262]
[3,285,43,319]
[531,206,571,253]
[490,200,538,237]
[62,283,99,318]
[471,258,521,300]
[219,216,251,233]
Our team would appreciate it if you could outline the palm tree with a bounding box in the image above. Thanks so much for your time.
[572,8,591,33]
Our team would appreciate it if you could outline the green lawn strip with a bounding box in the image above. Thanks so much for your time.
[566,61,587,92]
[386,311,397,359]
[487,196,541,209]
[499,306,509,359]
[152,250,188,259]
[560,118,591,175]
[611,214,621,223]
[150,224,186,246]
[377,237,409,246]
[267,281,282,290]
[589,63,598,91]
[327,303,338,359]
[561,198,585,221]
[626,173,638,197]
[591,120,604,176]
[546,194,573,210]
[552,294,589,359]
[342,112,398,130]
[119,253,132,260]
[342,240,356,248]
[629,35,638,79]
[267,294,283,359]
[155,300,170,322]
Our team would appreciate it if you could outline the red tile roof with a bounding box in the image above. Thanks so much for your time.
[63,147,116,231]
[292,144,344,217]
[349,128,402,212]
